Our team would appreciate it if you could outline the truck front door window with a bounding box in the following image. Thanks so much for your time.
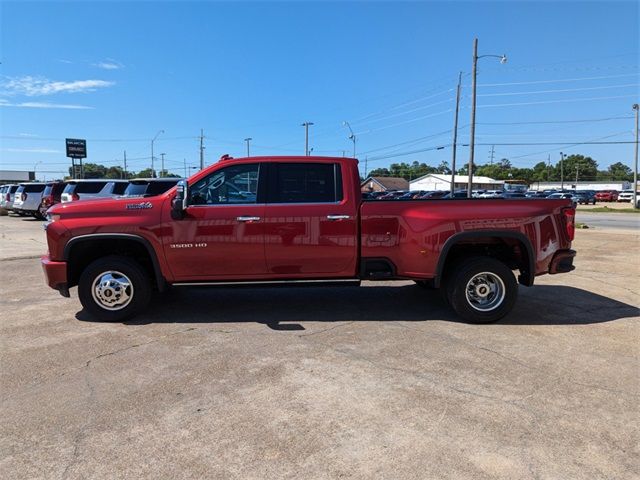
[190,164,259,205]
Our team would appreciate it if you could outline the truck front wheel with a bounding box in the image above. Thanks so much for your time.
[444,257,517,323]
[78,255,152,322]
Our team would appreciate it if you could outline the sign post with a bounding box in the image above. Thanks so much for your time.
[65,138,87,179]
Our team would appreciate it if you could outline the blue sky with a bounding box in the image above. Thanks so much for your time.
[0,0,638,179]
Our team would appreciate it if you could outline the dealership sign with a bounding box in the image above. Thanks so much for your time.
[65,138,87,159]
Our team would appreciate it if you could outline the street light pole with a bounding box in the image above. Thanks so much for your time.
[343,121,356,158]
[560,152,566,191]
[244,137,252,157]
[633,104,639,209]
[467,38,507,198]
[33,161,41,181]
[451,71,462,194]
[151,130,164,178]
[301,122,314,156]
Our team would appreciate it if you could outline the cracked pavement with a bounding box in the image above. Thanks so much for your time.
[0,216,638,479]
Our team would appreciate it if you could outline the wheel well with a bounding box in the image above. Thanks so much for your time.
[438,236,533,287]
[66,238,158,289]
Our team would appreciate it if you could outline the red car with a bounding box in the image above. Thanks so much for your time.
[595,190,618,202]
[42,156,576,324]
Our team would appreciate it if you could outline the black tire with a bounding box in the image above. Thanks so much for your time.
[36,203,47,220]
[78,255,152,322]
[444,256,517,323]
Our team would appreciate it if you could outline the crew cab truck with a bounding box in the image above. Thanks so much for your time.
[41,156,576,323]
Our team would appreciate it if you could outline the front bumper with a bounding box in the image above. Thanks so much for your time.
[549,249,576,274]
[41,255,70,297]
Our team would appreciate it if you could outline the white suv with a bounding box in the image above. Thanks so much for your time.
[617,190,637,202]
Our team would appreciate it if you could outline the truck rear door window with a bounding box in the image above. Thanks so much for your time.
[65,182,107,194]
[269,163,342,203]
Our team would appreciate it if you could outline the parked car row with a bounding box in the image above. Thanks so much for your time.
[360,187,638,206]
[0,178,182,220]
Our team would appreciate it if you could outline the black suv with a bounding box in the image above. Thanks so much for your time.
[120,178,182,197]
[574,190,596,205]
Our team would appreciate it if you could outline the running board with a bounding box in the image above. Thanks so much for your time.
[172,278,362,288]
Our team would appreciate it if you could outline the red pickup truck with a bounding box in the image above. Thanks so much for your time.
[42,156,576,323]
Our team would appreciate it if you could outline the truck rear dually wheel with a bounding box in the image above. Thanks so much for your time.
[78,255,151,322]
[444,257,517,323]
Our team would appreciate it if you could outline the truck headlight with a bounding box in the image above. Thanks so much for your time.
[44,213,61,230]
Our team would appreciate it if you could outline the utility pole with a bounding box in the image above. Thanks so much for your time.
[364,156,368,178]
[467,38,507,198]
[547,154,551,182]
[560,152,566,191]
[450,71,462,193]
[575,164,579,188]
[151,130,164,178]
[467,38,479,198]
[343,121,356,158]
[244,137,252,157]
[183,158,187,178]
[633,104,639,209]
[301,122,313,156]
[160,153,166,178]
[199,129,205,170]
[123,150,128,179]
[489,145,495,165]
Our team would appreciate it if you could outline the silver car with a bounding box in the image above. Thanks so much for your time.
[12,183,47,217]
[1,184,19,212]
[61,179,128,203]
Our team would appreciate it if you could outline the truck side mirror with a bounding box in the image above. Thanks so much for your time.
[171,180,188,219]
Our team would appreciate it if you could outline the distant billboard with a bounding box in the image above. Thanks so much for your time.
[65,138,87,159]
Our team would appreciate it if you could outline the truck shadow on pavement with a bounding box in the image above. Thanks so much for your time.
[77,283,639,328]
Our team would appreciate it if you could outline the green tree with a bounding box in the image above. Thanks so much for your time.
[437,160,451,174]
[556,154,598,182]
[606,162,633,181]
[136,168,154,178]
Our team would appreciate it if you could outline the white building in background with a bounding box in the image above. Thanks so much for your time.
[409,173,503,191]
[0,170,35,183]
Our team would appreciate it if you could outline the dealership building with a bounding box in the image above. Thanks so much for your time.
[0,170,35,183]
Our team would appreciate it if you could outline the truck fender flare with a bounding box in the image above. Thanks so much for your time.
[434,230,535,288]
[63,233,166,291]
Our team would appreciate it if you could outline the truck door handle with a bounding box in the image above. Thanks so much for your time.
[237,216,261,222]
[326,215,351,221]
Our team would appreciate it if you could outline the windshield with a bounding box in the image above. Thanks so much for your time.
[123,183,148,196]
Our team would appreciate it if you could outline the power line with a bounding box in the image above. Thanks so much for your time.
[350,97,454,127]
[476,72,638,87]
[477,83,638,97]
[358,127,461,156]
[477,94,637,108]
[477,115,633,126]
[355,109,453,136]
[510,132,632,160]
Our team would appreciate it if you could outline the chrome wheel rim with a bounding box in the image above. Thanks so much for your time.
[465,272,505,312]
[91,270,134,311]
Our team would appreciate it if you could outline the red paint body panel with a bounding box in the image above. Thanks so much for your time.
[360,198,572,279]
[41,255,67,290]
[43,156,574,289]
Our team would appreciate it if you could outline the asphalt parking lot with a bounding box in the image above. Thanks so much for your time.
[1,215,638,479]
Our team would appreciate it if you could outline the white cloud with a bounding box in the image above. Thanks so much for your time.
[93,58,125,70]
[4,148,62,154]
[0,100,93,110]
[0,76,115,96]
